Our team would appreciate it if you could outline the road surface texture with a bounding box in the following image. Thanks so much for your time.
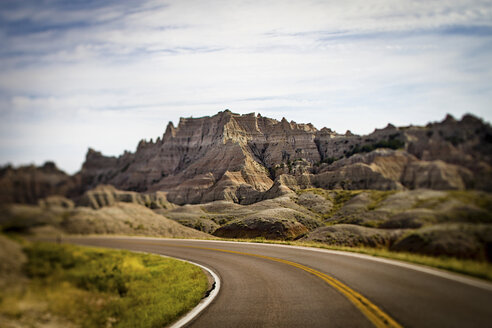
[63,237,492,328]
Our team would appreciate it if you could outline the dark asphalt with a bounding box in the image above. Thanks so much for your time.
[63,237,492,328]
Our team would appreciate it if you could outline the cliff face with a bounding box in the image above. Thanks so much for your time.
[77,110,492,204]
[79,110,324,204]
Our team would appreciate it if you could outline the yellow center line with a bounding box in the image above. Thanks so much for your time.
[126,240,403,328]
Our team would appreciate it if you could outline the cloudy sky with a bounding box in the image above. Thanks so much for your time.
[1,0,491,173]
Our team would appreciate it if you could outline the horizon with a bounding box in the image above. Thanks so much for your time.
[1,0,491,174]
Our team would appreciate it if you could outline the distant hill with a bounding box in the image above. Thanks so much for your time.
[0,162,80,204]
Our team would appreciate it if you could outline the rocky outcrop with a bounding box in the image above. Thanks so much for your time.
[213,215,309,240]
[390,223,492,261]
[314,114,492,185]
[38,195,75,209]
[64,202,210,238]
[0,162,80,204]
[80,111,277,204]
[401,160,474,190]
[300,224,403,248]
[77,185,176,210]
[314,149,474,191]
[267,148,476,194]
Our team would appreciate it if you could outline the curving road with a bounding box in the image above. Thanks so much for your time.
[63,237,492,328]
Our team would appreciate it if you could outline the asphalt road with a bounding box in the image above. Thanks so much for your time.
[64,237,492,328]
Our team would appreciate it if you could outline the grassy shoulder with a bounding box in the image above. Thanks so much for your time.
[0,239,208,328]
[219,237,492,282]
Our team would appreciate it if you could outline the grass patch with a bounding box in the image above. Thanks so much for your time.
[296,188,363,217]
[413,195,447,210]
[323,190,365,220]
[329,190,362,210]
[412,190,492,212]
[447,190,492,211]
[217,238,492,282]
[296,188,331,199]
[367,190,397,210]
[1,242,208,328]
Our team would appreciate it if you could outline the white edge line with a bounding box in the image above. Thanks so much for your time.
[167,258,220,328]
[73,235,492,292]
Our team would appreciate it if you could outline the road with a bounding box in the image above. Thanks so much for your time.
[64,237,492,328]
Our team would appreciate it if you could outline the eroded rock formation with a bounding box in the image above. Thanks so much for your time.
[80,110,491,204]
[0,162,80,204]
[3,111,491,205]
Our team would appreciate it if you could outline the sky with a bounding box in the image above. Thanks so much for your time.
[1,0,491,174]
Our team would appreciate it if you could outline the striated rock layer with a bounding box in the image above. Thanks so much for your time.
[79,110,491,204]
[3,110,492,205]
[79,110,323,204]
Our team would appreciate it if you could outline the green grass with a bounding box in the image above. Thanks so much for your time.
[217,238,492,282]
[296,187,331,198]
[412,195,447,210]
[447,190,492,211]
[1,242,208,328]
[411,190,492,212]
[296,188,363,217]
[329,190,362,210]
[367,190,397,210]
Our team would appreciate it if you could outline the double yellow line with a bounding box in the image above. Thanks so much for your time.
[128,240,402,328]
